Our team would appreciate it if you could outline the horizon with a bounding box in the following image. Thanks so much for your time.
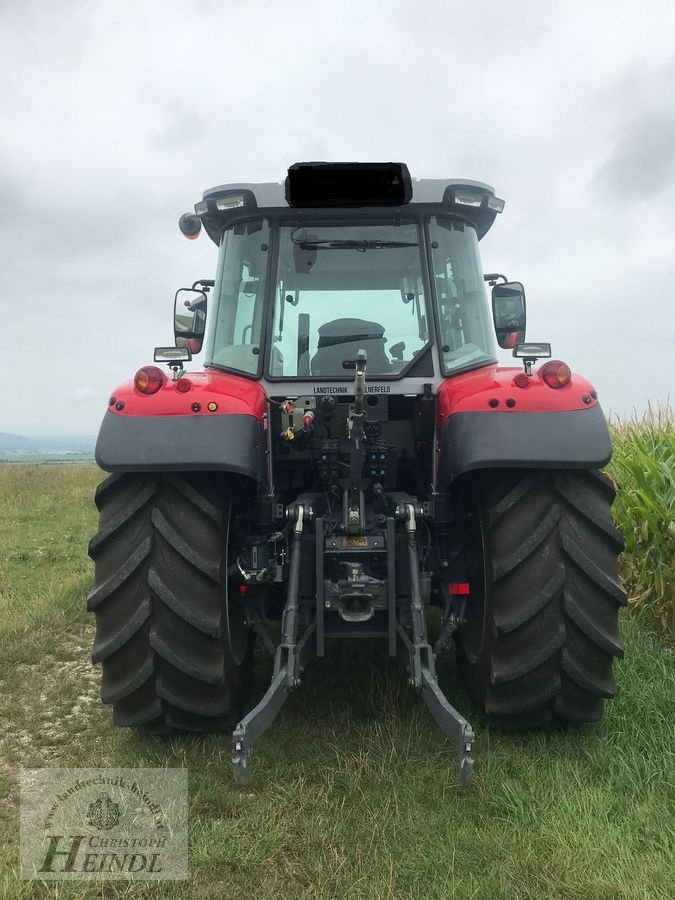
[0,429,97,439]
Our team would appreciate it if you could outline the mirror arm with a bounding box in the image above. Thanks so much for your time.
[483,273,508,286]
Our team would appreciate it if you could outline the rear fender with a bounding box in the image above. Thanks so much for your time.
[437,364,612,482]
[96,369,267,482]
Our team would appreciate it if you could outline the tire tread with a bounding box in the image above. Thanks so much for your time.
[458,469,626,728]
[87,472,251,733]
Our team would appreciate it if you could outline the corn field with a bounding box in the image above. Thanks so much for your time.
[608,406,675,638]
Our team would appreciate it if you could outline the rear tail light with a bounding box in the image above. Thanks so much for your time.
[448,582,470,596]
[134,366,165,395]
[540,360,571,389]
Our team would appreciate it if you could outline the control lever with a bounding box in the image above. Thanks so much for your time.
[352,348,367,418]
[346,349,367,534]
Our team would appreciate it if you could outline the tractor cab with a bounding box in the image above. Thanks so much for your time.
[176,163,516,392]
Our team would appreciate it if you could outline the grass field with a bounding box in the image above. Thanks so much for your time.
[0,453,673,899]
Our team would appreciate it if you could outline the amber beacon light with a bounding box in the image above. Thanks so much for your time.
[134,366,165,394]
[540,360,572,389]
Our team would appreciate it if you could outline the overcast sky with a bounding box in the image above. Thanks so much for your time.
[2,0,674,435]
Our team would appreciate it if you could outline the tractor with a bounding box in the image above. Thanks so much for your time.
[88,163,626,784]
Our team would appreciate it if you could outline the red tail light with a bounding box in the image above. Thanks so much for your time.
[134,366,165,395]
[540,360,571,389]
[448,582,470,596]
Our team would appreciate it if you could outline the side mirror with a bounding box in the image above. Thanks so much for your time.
[174,288,208,354]
[492,281,526,349]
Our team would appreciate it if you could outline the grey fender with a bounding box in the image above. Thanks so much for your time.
[439,405,613,483]
[95,411,265,482]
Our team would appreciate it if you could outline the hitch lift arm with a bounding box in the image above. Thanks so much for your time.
[232,501,476,786]
[396,503,475,785]
[232,503,314,784]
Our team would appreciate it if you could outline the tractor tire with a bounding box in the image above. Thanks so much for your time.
[457,469,626,728]
[87,472,253,733]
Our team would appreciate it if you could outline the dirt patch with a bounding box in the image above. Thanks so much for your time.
[0,626,102,769]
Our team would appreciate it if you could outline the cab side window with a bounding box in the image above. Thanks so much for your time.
[208,220,270,375]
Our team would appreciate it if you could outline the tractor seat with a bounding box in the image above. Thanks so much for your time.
[310,318,390,376]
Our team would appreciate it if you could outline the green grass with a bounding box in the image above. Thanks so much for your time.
[0,462,673,899]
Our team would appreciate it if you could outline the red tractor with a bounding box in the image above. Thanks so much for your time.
[88,163,626,784]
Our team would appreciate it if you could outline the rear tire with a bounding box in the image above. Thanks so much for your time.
[457,469,626,728]
[87,472,253,733]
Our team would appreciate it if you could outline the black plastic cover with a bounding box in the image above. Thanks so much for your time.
[95,411,264,481]
[286,162,412,208]
[439,406,613,483]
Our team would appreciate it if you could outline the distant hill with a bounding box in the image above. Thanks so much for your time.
[0,432,96,455]
[0,432,43,452]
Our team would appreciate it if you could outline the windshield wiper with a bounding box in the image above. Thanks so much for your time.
[294,239,419,252]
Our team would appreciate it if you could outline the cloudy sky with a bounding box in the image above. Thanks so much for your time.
[2,0,674,435]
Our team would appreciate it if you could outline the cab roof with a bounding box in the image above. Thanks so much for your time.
[195,168,504,244]
[202,177,498,207]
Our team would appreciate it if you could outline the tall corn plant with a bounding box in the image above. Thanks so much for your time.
[608,407,675,638]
